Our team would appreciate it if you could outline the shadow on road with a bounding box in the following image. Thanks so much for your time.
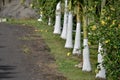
[0,65,16,79]
[0,46,6,48]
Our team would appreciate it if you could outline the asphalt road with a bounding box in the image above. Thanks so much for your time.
[0,23,34,80]
[0,22,67,80]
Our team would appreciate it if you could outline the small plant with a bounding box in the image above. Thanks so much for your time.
[22,45,31,54]
[19,36,31,41]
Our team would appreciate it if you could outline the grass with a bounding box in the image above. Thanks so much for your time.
[8,19,98,80]
[19,36,31,41]
[22,45,31,54]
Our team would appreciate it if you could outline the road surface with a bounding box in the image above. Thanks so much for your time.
[0,23,66,80]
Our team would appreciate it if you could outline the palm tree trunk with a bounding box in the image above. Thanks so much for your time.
[65,0,73,48]
[73,2,81,55]
[61,0,68,39]
[65,11,73,48]
[96,43,106,79]
[96,0,106,79]
[82,7,91,71]
[48,17,51,26]
[38,13,43,22]
[53,1,61,34]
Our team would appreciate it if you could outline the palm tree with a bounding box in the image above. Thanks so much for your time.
[96,43,106,79]
[96,0,106,79]
[53,1,61,34]
[65,0,73,48]
[60,0,68,39]
[48,17,51,26]
[36,0,45,22]
[82,0,91,71]
[82,12,91,71]
[38,11,43,22]
[73,2,81,55]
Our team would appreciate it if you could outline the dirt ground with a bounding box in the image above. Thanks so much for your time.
[0,22,67,80]
[0,0,38,19]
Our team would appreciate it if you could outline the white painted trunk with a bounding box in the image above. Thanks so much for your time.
[56,2,61,10]
[98,43,103,63]
[96,0,106,78]
[48,17,51,26]
[73,22,81,55]
[38,18,42,22]
[65,12,73,48]
[96,43,106,79]
[53,2,61,34]
[82,39,91,71]
[65,0,68,8]
[53,14,61,34]
[60,12,68,39]
[38,14,42,22]
[0,18,7,22]
[60,0,68,39]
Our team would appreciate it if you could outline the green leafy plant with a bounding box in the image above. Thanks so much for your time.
[88,0,120,79]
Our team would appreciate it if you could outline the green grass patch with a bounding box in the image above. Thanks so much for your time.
[8,19,98,80]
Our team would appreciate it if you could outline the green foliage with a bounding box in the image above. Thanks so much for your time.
[88,0,120,79]
[31,0,61,24]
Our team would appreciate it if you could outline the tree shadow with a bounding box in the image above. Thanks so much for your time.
[0,65,17,79]
[0,45,6,48]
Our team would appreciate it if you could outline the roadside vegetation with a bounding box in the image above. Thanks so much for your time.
[7,0,120,80]
[8,19,97,80]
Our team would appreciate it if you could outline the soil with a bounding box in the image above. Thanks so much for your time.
[0,0,38,19]
[0,22,67,80]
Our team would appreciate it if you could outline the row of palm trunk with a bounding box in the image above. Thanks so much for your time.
[54,0,92,71]
[52,0,106,79]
